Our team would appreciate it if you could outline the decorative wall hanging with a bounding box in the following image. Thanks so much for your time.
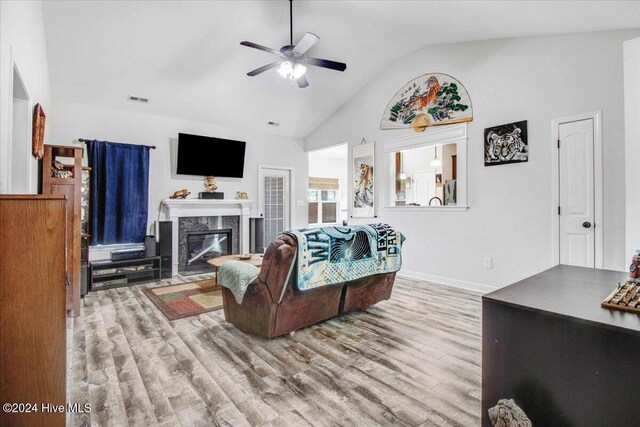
[32,103,46,159]
[484,120,528,166]
[380,73,472,132]
[352,139,375,218]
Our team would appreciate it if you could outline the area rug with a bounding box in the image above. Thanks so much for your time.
[143,279,223,320]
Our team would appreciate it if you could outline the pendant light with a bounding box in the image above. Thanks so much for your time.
[399,151,407,180]
[431,146,442,167]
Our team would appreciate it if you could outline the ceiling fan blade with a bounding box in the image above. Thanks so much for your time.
[293,32,319,56]
[305,57,347,72]
[297,75,309,88]
[240,41,282,57]
[247,62,281,77]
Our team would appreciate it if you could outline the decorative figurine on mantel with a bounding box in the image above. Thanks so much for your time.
[204,176,217,192]
[236,191,248,200]
[199,176,224,199]
[170,189,190,199]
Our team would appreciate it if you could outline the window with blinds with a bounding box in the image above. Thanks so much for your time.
[308,177,339,225]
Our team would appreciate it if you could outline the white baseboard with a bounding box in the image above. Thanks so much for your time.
[397,269,498,295]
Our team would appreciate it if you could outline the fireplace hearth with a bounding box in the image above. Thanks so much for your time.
[185,229,232,272]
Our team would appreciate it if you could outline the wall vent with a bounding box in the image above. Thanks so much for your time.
[128,95,149,103]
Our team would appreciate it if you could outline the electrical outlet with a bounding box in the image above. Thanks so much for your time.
[483,257,493,269]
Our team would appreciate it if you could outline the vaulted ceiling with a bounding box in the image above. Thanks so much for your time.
[43,1,640,138]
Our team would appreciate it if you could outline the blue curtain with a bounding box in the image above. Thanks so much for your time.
[87,140,150,245]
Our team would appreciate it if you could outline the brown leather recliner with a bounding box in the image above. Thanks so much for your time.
[221,234,397,338]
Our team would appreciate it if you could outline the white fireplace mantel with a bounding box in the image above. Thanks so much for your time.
[160,199,255,276]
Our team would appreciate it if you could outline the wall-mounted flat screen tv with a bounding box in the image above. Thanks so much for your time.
[177,133,246,178]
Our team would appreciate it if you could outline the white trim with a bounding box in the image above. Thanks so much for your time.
[551,111,603,269]
[397,269,497,295]
[160,198,255,276]
[384,205,469,212]
[383,123,468,152]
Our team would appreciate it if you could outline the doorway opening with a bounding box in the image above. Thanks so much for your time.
[11,65,31,193]
[552,112,603,268]
[308,143,348,226]
[258,166,293,248]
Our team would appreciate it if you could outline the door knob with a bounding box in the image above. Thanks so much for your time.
[582,222,592,229]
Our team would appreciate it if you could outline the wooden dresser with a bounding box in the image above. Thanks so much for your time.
[0,195,67,427]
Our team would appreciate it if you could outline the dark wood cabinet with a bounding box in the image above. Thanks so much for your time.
[42,144,84,316]
[482,265,639,426]
[0,195,67,427]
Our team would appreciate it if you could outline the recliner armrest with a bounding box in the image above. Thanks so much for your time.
[257,235,296,304]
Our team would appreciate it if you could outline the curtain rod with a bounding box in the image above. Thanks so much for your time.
[78,138,156,149]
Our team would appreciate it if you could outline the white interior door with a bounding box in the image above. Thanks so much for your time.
[258,167,291,247]
[412,170,435,206]
[559,119,595,267]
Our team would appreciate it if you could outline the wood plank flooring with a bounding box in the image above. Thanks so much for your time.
[67,275,481,426]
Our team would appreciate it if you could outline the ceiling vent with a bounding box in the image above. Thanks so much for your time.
[128,95,149,104]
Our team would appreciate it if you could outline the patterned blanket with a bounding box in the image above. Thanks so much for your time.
[283,224,404,291]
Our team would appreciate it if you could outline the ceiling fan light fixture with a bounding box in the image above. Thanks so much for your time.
[277,61,293,78]
[292,63,307,79]
[277,61,307,80]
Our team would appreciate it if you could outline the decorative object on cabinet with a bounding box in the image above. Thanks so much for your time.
[484,120,528,166]
[41,144,85,316]
[32,103,46,159]
[51,160,72,178]
[204,176,218,192]
[380,73,472,132]
[352,139,375,218]
[601,280,640,314]
[488,399,532,427]
[0,195,67,427]
[171,189,190,199]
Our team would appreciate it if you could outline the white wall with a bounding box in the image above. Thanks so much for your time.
[306,30,640,291]
[308,149,348,222]
[0,0,51,194]
[49,100,309,236]
[625,37,640,258]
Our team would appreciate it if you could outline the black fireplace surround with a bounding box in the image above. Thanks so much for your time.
[185,229,231,272]
[178,216,240,276]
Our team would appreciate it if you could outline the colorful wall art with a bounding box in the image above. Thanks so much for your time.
[352,141,375,218]
[484,120,528,166]
[380,73,472,132]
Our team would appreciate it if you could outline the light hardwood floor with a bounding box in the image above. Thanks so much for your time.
[67,276,481,427]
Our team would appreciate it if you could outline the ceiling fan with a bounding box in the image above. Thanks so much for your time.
[240,0,347,88]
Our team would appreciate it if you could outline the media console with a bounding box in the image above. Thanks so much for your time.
[90,256,161,291]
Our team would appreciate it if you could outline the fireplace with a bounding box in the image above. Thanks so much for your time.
[184,228,232,272]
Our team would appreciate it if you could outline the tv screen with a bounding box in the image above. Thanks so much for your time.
[177,133,246,178]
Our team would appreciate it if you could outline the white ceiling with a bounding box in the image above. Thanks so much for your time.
[43,1,640,138]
